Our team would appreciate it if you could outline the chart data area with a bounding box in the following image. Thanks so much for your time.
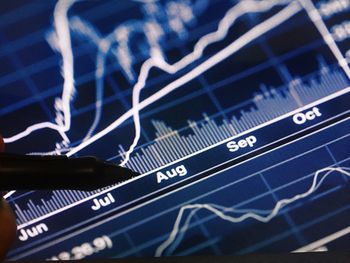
[0,0,349,260]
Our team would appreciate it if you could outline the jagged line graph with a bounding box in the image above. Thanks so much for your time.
[3,0,207,146]
[123,0,350,167]
[3,0,350,203]
[59,0,350,161]
[6,0,349,161]
[3,0,350,159]
[3,0,77,147]
[75,0,350,167]
[120,0,294,166]
[3,0,294,148]
[86,0,350,167]
[155,166,350,257]
[69,0,210,143]
[65,1,302,158]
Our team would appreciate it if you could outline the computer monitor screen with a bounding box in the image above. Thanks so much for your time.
[1,0,350,260]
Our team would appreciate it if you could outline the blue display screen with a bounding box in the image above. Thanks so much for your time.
[1,0,350,260]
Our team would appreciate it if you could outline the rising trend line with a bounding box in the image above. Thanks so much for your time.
[3,0,293,150]
[2,0,301,201]
[120,0,294,166]
[3,0,205,146]
[122,0,350,166]
[67,1,302,158]
[155,166,350,257]
[4,0,349,163]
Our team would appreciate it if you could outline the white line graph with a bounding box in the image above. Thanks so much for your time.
[3,0,208,146]
[3,0,77,146]
[120,0,295,166]
[2,0,203,145]
[3,0,350,201]
[73,0,350,167]
[155,166,350,257]
[66,1,302,158]
[3,0,293,149]
[74,0,209,143]
[5,0,349,163]
[3,0,349,161]
[122,0,350,166]
[58,0,350,163]
[3,2,350,259]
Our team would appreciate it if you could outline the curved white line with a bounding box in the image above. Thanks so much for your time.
[3,0,292,152]
[155,166,350,256]
[120,0,292,166]
[67,2,301,158]
[4,0,78,144]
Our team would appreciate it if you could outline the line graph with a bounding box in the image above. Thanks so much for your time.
[122,0,350,167]
[155,166,350,256]
[1,0,296,200]
[2,0,349,206]
[121,0,298,166]
[4,1,300,154]
[2,0,350,259]
[4,0,349,164]
[2,0,208,146]
[75,0,350,164]
[2,0,298,153]
[66,1,303,158]
[2,0,76,147]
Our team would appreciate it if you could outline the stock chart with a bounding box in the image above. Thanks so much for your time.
[0,0,350,260]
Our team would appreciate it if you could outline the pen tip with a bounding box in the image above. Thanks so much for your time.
[104,163,139,183]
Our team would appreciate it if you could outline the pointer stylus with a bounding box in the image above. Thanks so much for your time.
[0,153,139,191]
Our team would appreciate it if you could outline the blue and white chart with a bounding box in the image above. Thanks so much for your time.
[0,0,350,260]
